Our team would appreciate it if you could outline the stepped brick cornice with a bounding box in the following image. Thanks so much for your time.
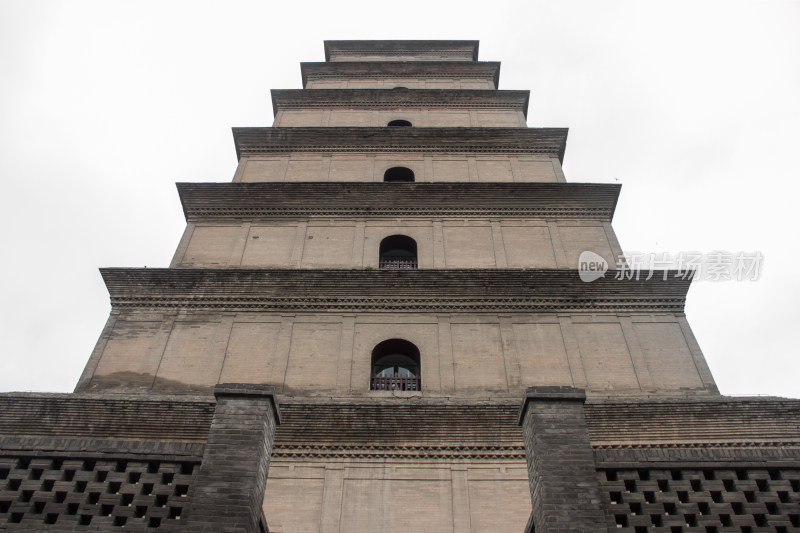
[251,397,800,461]
[100,268,691,313]
[271,88,530,116]
[233,126,569,162]
[176,182,620,221]
[586,396,800,448]
[324,40,480,61]
[0,392,214,443]
[300,61,501,88]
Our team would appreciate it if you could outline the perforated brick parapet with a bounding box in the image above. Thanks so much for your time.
[0,387,280,532]
[599,465,800,532]
[587,396,800,532]
[0,393,212,531]
[0,455,198,531]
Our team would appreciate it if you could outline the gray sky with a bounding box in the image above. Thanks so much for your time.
[1,0,798,398]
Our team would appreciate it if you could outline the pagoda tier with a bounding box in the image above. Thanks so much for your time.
[324,40,480,62]
[271,88,530,115]
[233,126,568,160]
[301,61,501,89]
[176,182,620,220]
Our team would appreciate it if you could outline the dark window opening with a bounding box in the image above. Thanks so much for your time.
[371,339,421,391]
[383,166,415,182]
[379,235,417,269]
[388,119,412,127]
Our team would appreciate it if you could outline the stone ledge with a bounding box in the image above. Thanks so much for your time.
[594,445,800,466]
[0,436,205,460]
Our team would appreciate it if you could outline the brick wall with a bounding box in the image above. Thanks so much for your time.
[0,387,280,532]
[518,390,800,532]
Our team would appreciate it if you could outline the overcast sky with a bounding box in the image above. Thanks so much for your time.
[1,0,798,398]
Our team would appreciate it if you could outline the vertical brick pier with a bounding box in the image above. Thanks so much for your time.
[185,384,281,533]
[518,386,606,532]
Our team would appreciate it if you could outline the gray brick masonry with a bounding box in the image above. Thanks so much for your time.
[518,386,606,532]
[184,384,280,533]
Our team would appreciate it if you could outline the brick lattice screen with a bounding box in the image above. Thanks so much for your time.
[599,466,800,532]
[0,455,198,530]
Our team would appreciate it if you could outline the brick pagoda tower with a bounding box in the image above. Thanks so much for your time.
[1,40,799,533]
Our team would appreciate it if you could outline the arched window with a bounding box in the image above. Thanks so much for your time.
[387,119,412,127]
[383,167,415,182]
[371,339,421,391]
[379,235,417,270]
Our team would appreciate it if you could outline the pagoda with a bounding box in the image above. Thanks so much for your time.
[1,40,798,533]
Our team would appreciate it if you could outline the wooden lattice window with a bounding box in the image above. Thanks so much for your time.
[370,339,421,391]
